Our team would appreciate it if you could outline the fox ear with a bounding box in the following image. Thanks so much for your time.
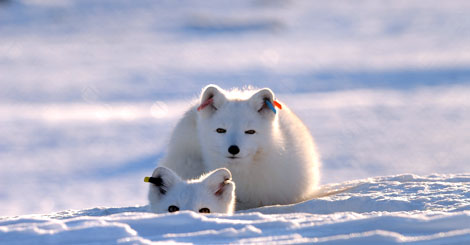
[198,84,227,116]
[150,167,180,196]
[249,88,276,118]
[203,168,235,200]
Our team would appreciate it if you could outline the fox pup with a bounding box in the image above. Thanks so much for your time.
[146,166,235,214]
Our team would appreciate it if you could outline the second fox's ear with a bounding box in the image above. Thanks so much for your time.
[149,167,180,196]
[203,168,235,200]
[198,84,227,116]
[249,88,276,118]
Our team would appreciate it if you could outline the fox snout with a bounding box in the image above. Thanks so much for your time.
[228,145,240,156]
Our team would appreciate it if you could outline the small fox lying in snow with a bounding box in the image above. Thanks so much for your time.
[157,84,321,210]
[146,166,235,214]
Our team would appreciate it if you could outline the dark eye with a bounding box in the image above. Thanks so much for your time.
[199,208,210,213]
[245,130,256,135]
[168,205,179,213]
[216,128,226,134]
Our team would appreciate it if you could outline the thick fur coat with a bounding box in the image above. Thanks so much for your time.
[148,167,235,214]
[158,85,320,210]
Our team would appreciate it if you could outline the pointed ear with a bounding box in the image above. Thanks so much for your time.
[203,168,235,200]
[198,84,227,117]
[249,88,276,118]
[150,167,180,196]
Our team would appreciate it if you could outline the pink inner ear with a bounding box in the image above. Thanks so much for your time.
[215,186,224,196]
[214,178,229,196]
[197,98,214,111]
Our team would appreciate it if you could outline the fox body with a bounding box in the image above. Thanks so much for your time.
[148,166,235,214]
[159,85,320,210]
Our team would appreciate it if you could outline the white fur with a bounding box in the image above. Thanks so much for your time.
[159,85,320,210]
[148,167,235,214]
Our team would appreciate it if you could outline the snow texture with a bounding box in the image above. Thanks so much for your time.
[1,0,470,243]
[2,174,470,244]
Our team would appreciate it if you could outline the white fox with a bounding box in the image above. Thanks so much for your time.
[159,85,320,210]
[146,166,235,214]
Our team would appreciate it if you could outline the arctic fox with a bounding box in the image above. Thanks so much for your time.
[159,85,320,210]
[146,166,235,214]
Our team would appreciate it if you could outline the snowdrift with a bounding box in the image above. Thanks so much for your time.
[2,173,469,244]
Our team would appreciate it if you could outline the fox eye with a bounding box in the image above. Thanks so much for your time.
[245,130,256,135]
[216,128,226,134]
[168,205,179,213]
[199,208,210,213]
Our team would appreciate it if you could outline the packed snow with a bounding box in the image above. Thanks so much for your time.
[1,0,470,244]
[2,174,470,244]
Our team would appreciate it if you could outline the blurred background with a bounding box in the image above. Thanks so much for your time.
[1,0,470,216]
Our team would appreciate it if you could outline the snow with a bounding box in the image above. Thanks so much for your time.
[2,174,470,244]
[1,0,470,243]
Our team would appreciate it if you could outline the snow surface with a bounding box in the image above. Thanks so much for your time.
[1,0,470,243]
[2,174,470,244]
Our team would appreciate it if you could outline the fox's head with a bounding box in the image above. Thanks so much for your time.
[147,166,235,214]
[196,85,281,169]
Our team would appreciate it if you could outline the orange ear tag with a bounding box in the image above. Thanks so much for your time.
[273,100,282,110]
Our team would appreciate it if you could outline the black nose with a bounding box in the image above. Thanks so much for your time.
[228,145,240,155]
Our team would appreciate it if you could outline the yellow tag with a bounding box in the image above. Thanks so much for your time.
[144,177,150,182]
